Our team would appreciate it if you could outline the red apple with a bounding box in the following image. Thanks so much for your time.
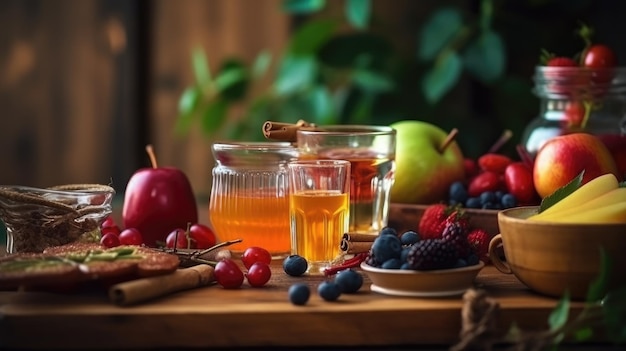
[597,133,626,181]
[533,133,619,198]
[122,145,198,247]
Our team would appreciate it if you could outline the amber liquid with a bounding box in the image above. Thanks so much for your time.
[290,190,349,273]
[209,193,291,256]
[301,148,395,234]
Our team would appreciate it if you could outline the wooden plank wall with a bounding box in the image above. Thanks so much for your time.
[0,0,290,200]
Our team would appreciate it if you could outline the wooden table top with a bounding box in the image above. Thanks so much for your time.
[0,261,595,350]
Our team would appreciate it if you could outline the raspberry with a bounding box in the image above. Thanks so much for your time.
[440,220,470,259]
[406,239,457,271]
[467,228,491,263]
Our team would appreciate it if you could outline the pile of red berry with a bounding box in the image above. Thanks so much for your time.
[214,246,273,288]
[99,215,217,250]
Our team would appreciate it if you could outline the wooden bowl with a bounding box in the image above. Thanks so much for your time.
[360,261,484,297]
[491,206,626,300]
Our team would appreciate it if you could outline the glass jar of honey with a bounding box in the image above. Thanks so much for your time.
[209,142,298,257]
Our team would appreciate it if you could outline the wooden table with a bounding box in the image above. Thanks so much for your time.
[0,261,613,351]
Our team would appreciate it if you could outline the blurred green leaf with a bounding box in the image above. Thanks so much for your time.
[282,0,325,14]
[318,33,392,69]
[463,30,505,84]
[418,7,463,61]
[352,69,394,93]
[602,286,626,343]
[215,59,249,101]
[252,51,272,78]
[574,327,594,342]
[201,99,228,135]
[289,19,337,56]
[548,291,570,344]
[345,0,371,29]
[309,85,334,123]
[275,55,316,95]
[586,248,612,302]
[192,47,211,88]
[175,86,201,135]
[422,51,462,103]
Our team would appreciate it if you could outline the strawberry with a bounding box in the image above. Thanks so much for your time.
[418,204,451,240]
[478,153,513,174]
[467,228,491,263]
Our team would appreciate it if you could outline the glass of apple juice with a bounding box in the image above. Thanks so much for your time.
[288,159,351,274]
[209,142,298,257]
[296,125,396,236]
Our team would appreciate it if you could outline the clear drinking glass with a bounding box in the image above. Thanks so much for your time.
[288,160,351,274]
[296,125,396,235]
[209,141,298,257]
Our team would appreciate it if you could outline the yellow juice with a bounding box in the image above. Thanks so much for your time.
[289,190,349,268]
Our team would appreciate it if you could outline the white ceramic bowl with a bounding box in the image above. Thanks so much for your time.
[360,261,485,297]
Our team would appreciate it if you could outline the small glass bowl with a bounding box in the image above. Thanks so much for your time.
[0,184,115,254]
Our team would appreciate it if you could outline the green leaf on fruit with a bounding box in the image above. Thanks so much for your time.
[538,171,584,213]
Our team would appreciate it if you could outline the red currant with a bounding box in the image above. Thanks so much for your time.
[467,171,503,197]
[101,225,121,237]
[241,246,272,269]
[101,215,118,229]
[214,259,244,289]
[189,223,217,249]
[246,262,271,287]
[100,232,120,248]
[166,228,193,249]
[504,162,538,205]
[118,228,144,246]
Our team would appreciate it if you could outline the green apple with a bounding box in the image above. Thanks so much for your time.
[390,120,465,204]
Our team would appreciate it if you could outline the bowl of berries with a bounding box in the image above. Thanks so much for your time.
[360,226,486,297]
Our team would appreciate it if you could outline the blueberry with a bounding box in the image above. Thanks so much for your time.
[371,234,402,262]
[283,255,308,276]
[318,281,341,301]
[400,262,412,270]
[379,227,398,236]
[454,258,468,268]
[288,283,311,305]
[466,197,482,208]
[449,181,468,204]
[400,246,411,263]
[400,230,420,245]
[334,269,363,293]
[501,193,517,209]
[480,191,496,205]
[381,258,403,269]
[466,253,480,266]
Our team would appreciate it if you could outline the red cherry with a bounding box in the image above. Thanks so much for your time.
[582,44,618,68]
[467,171,503,197]
[166,228,193,249]
[246,262,272,287]
[214,259,245,289]
[463,158,478,178]
[101,225,121,237]
[504,162,539,205]
[118,228,144,246]
[189,223,217,249]
[241,246,272,269]
[101,216,118,229]
[100,232,120,248]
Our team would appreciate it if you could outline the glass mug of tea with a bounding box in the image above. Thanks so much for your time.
[288,159,351,274]
[296,125,396,235]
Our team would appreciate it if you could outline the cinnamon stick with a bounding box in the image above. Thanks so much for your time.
[342,232,377,242]
[109,264,215,306]
[340,239,373,255]
[262,120,319,142]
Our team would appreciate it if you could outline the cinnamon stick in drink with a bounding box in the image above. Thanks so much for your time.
[109,264,215,306]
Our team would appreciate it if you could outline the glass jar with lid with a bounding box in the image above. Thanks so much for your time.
[521,66,626,156]
[208,141,298,257]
